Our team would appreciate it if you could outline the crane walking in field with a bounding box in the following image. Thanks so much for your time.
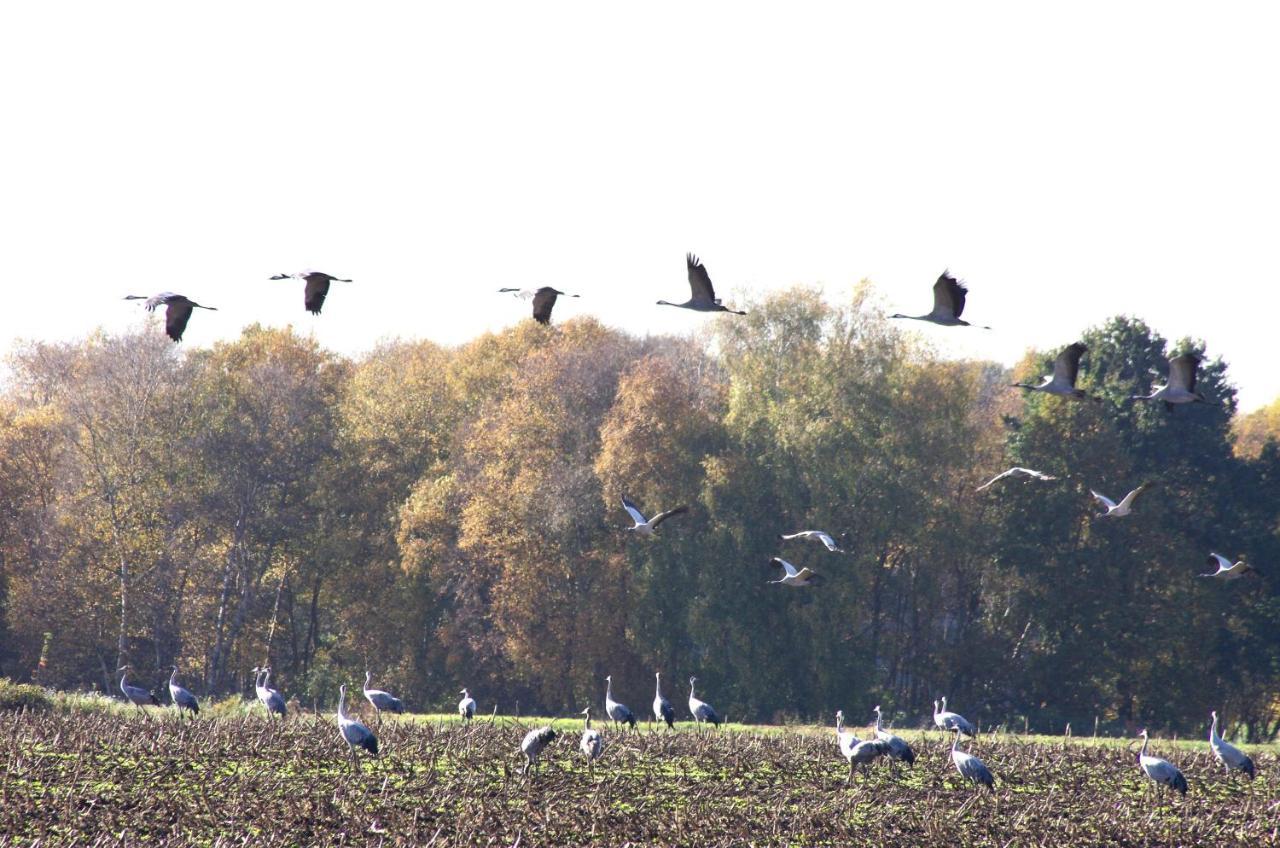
[835,710,888,783]
[520,726,558,775]
[657,253,747,314]
[1131,353,1216,409]
[621,495,687,537]
[604,675,637,730]
[458,688,476,722]
[778,530,844,553]
[124,293,216,342]
[117,665,160,712]
[934,697,975,737]
[1091,483,1152,518]
[1012,342,1095,400]
[975,467,1057,492]
[1209,711,1256,779]
[688,677,721,729]
[872,705,915,768]
[580,708,603,773]
[950,727,995,791]
[498,286,578,324]
[1199,553,1257,581]
[653,672,675,730]
[167,666,199,719]
[336,684,379,766]
[1137,729,1188,796]
[252,666,286,718]
[890,271,990,329]
[362,671,404,724]
[270,270,352,315]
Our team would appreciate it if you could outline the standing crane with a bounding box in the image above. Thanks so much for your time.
[834,710,888,783]
[688,677,721,729]
[872,705,916,768]
[950,727,995,791]
[1012,342,1095,399]
[890,271,990,329]
[270,270,352,315]
[117,665,160,712]
[657,254,747,315]
[336,684,379,767]
[1131,353,1216,409]
[934,697,976,737]
[579,707,603,773]
[653,672,675,730]
[1209,711,1256,779]
[251,666,286,718]
[167,666,199,719]
[1137,729,1188,796]
[124,293,216,342]
[361,671,404,725]
[520,726,558,775]
[604,675,637,730]
[458,688,477,722]
[498,287,579,324]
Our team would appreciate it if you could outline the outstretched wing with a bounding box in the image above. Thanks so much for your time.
[1090,490,1117,510]
[794,567,820,584]
[1119,483,1152,509]
[304,276,330,314]
[164,300,194,342]
[1169,354,1200,393]
[621,495,647,525]
[687,254,717,302]
[771,557,799,577]
[976,469,1014,491]
[531,288,559,324]
[648,505,688,528]
[1053,343,1086,387]
[815,532,841,551]
[933,272,966,319]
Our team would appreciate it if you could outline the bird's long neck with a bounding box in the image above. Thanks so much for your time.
[933,700,940,718]
[656,300,675,307]
[655,674,661,697]
[120,671,129,689]
[874,709,882,733]
[364,671,372,690]
[941,697,948,712]
[1210,715,1219,744]
[606,679,613,700]
[169,668,178,686]
[338,687,348,720]
[952,731,960,753]
[1139,734,1149,758]
[835,714,844,733]
[689,680,696,699]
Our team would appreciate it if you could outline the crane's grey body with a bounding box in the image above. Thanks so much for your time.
[168,666,199,717]
[950,728,994,791]
[117,666,160,710]
[890,271,990,328]
[124,293,216,342]
[458,688,476,721]
[520,726,558,774]
[1012,342,1093,399]
[1209,711,1255,779]
[657,254,746,314]
[778,530,844,553]
[934,697,975,737]
[768,557,822,587]
[252,666,287,717]
[975,466,1057,492]
[835,710,888,782]
[1132,353,1215,409]
[1137,729,1188,795]
[872,705,915,767]
[654,672,675,729]
[579,708,603,769]
[688,677,720,729]
[362,671,404,719]
[621,495,687,537]
[604,675,636,729]
[1199,553,1256,581]
[336,684,379,760]
[270,270,352,315]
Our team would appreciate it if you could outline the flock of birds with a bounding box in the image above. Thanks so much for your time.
[115,262,1262,798]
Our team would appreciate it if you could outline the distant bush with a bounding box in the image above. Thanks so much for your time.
[0,678,53,713]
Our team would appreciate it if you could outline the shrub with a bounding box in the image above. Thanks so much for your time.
[0,678,53,713]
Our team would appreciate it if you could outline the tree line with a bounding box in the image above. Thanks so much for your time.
[1,284,1277,739]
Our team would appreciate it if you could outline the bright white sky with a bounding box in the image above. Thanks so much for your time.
[2,3,1276,410]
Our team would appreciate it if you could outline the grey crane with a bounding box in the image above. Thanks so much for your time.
[767,557,823,587]
[653,672,675,729]
[520,726,558,775]
[890,271,990,329]
[778,530,844,553]
[251,666,287,718]
[167,666,199,718]
[604,675,636,730]
[336,684,379,766]
[1131,353,1216,410]
[1209,711,1256,779]
[688,677,720,729]
[579,707,603,772]
[498,286,579,324]
[124,293,216,342]
[269,270,352,315]
[117,665,160,712]
[950,727,995,791]
[1137,729,1188,796]
[872,705,916,767]
[458,688,476,722]
[621,494,687,537]
[1091,483,1152,518]
[975,466,1057,492]
[933,697,976,737]
[657,254,747,315]
[361,671,403,724]
[1012,342,1096,400]
[1199,553,1257,581]
[834,710,888,783]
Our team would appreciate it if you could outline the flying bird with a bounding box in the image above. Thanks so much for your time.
[1012,342,1096,400]
[1091,483,1152,518]
[890,271,990,329]
[1209,711,1256,779]
[1199,553,1256,581]
[124,293,216,342]
[270,270,352,315]
[975,467,1058,492]
[498,287,579,324]
[1131,353,1216,409]
[657,254,746,314]
[767,557,822,587]
[778,530,844,553]
[1137,729,1188,796]
[621,495,687,537]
